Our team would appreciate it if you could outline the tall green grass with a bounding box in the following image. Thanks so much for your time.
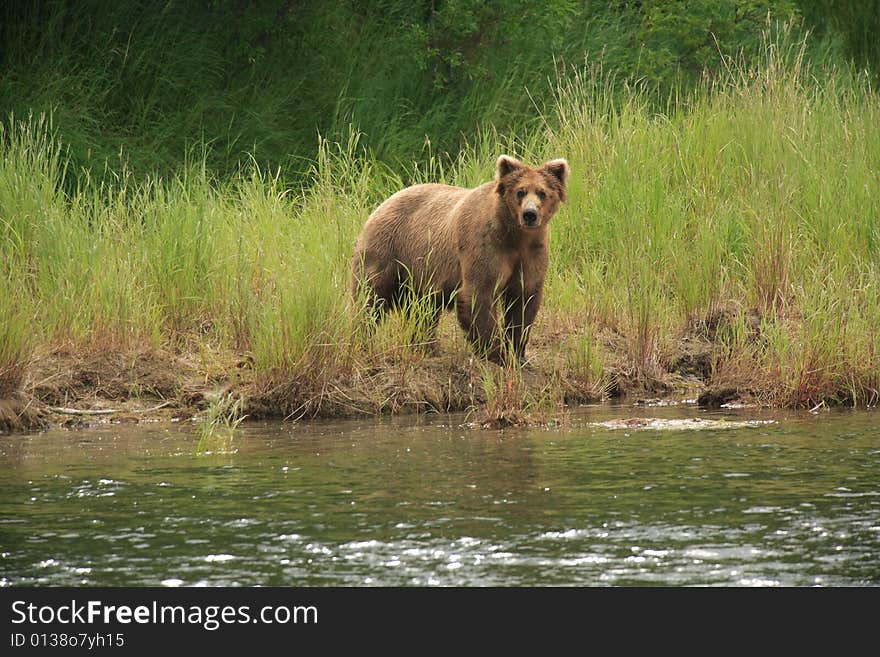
[545,31,879,403]
[1,28,878,408]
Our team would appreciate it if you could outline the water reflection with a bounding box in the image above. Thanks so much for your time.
[1,406,878,586]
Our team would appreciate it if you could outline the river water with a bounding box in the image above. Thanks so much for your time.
[1,405,878,586]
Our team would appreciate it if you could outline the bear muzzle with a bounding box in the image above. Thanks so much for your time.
[522,203,539,228]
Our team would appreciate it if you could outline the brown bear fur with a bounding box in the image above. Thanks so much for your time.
[351,155,570,364]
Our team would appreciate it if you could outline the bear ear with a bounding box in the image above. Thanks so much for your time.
[496,155,525,181]
[541,158,570,202]
[495,155,525,195]
[542,158,570,186]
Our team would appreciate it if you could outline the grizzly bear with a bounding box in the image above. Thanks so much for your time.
[351,155,569,364]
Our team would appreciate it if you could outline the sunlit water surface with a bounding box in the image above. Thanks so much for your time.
[2,405,878,586]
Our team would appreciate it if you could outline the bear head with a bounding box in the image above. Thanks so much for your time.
[495,155,570,230]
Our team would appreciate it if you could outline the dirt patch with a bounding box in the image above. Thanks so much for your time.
[1,343,216,433]
[0,396,46,433]
[28,344,188,405]
[666,336,713,380]
[245,357,488,420]
[697,386,737,407]
[1,307,769,435]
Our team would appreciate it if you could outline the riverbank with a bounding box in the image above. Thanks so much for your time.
[0,303,800,434]
[2,42,879,435]
[0,301,874,435]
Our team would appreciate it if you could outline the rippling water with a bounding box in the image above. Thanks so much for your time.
[1,405,878,586]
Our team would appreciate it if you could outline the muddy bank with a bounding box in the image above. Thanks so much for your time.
[0,397,45,433]
[3,344,213,433]
[0,317,768,435]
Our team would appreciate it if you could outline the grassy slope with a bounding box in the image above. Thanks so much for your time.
[2,33,878,426]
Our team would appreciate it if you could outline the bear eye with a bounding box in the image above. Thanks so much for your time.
[516,189,527,200]
[537,190,547,201]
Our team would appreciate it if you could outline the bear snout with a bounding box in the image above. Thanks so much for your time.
[522,207,539,227]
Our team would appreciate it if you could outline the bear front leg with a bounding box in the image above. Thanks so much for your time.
[456,284,503,363]
[503,284,543,364]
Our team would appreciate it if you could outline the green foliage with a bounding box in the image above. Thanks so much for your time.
[0,289,31,397]
[0,0,843,182]
[633,0,799,86]
[407,0,578,89]
[797,0,880,75]
[195,391,245,454]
